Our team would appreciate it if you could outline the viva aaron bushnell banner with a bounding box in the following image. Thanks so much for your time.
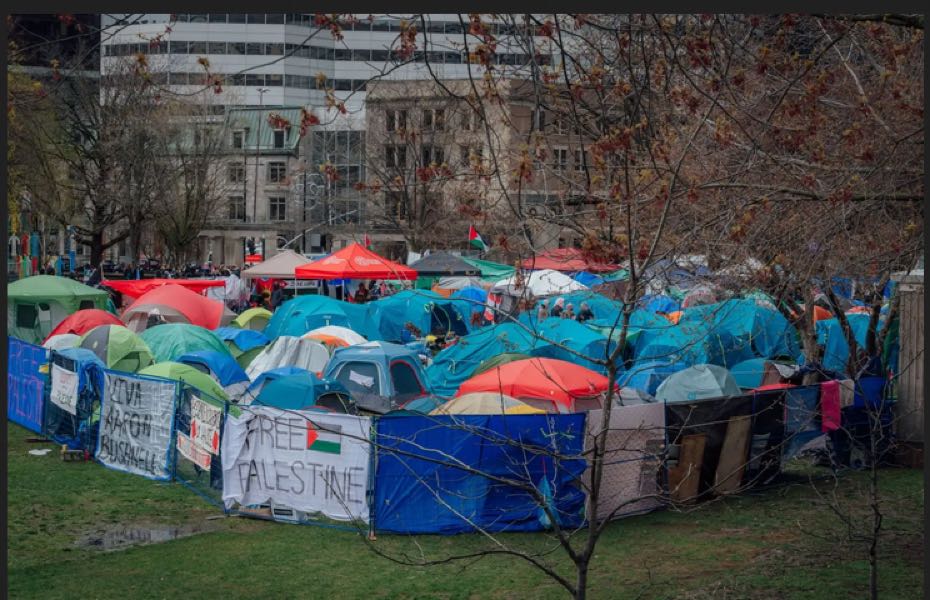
[222,407,372,523]
[96,372,177,480]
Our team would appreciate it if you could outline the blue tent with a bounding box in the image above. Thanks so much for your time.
[536,291,623,325]
[264,295,376,339]
[816,313,874,375]
[213,327,269,352]
[619,360,688,396]
[529,318,615,374]
[367,290,469,343]
[246,366,310,396]
[679,299,800,360]
[253,371,354,412]
[638,294,680,314]
[324,342,430,407]
[449,287,488,322]
[426,323,553,398]
[177,350,249,387]
[729,358,777,389]
[572,271,604,287]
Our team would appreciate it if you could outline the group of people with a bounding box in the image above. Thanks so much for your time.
[350,280,396,304]
[537,298,595,323]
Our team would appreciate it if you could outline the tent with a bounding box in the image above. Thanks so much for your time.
[529,317,615,374]
[572,271,605,287]
[474,352,533,375]
[122,284,235,332]
[536,291,623,326]
[252,371,355,413]
[654,364,741,404]
[44,309,124,342]
[614,387,657,406]
[520,248,619,273]
[102,278,225,300]
[240,249,311,280]
[264,295,375,339]
[177,350,250,397]
[730,358,795,389]
[681,285,718,308]
[231,307,273,331]
[245,336,330,380]
[430,392,547,415]
[242,366,311,403]
[323,341,430,412]
[304,325,367,346]
[460,257,516,281]
[368,290,469,342]
[140,323,232,363]
[456,357,612,413]
[43,333,81,351]
[409,252,480,287]
[816,313,873,374]
[296,243,417,281]
[448,286,489,324]
[618,360,688,396]
[77,325,154,372]
[638,294,680,314]
[435,276,486,291]
[213,327,270,369]
[8,275,110,344]
[679,299,801,361]
[491,269,588,297]
[138,361,228,401]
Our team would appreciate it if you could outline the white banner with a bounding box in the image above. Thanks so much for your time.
[96,373,177,480]
[190,395,222,455]
[177,432,212,470]
[222,408,371,523]
[50,363,79,415]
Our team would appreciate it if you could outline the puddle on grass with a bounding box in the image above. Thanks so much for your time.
[76,521,220,551]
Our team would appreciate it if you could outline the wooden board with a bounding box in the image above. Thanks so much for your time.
[668,434,706,503]
[714,415,752,495]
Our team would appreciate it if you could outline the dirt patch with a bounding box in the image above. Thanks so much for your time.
[75,520,221,551]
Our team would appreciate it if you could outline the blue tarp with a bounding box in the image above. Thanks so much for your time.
[536,291,623,325]
[213,327,269,352]
[264,295,377,340]
[517,318,615,374]
[679,299,800,361]
[8,338,47,433]
[373,414,588,534]
[246,366,311,396]
[572,271,604,287]
[367,290,469,343]
[46,348,106,450]
[816,313,873,375]
[449,287,488,322]
[177,350,249,387]
[639,294,680,314]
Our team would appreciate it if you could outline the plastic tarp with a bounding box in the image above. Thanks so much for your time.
[572,271,605,287]
[492,269,588,297]
[368,290,469,342]
[45,348,106,450]
[122,284,235,332]
[655,364,741,403]
[520,248,619,273]
[44,309,124,342]
[43,333,80,351]
[638,294,680,314]
[296,243,417,281]
[679,299,801,361]
[525,318,615,374]
[177,350,249,387]
[214,327,269,352]
[8,338,48,432]
[448,287,488,322]
[103,278,225,298]
[245,336,330,380]
[264,295,376,340]
[140,323,232,364]
[816,313,873,375]
[460,257,516,281]
[373,414,587,534]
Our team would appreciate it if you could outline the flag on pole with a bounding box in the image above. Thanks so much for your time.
[468,225,489,252]
[363,233,371,248]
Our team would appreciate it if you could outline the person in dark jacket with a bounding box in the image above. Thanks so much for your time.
[576,302,595,323]
[271,281,286,310]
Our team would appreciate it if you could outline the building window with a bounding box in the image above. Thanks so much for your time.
[228,163,245,183]
[421,145,444,166]
[423,108,444,131]
[228,196,246,221]
[267,161,287,182]
[532,108,546,132]
[208,42,227,55]
[231,130,245,149]
[386,109,407,132]
[461,110,476,131]
[574,149,585,172]
[385,192,407,221]
[266,74,283,87]
[553,147,568,171]
[269,196,286,221]
[273,129,286,148]
[553,116,569,135]
[385,145,406,169]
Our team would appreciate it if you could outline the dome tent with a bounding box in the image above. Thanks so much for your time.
[140,323,232,363]
[138,362,228,401]
[8,275,110,344]
[122,284,235,333]
[655,364,741,404]
[44,308,124,342]
[231,307,273,331]
[77,325,154,372]
[213,327,270,369]
[252,371,355,413]
[245,336,330,380]
[323,341,430,413]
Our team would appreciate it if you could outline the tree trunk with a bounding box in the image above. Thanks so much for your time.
[89,231,105,268]
[574,559,588,600]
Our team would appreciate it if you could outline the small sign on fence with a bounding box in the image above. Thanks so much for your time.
[177,432,212,470]
[190,395,222,455]
[49,363,79,415]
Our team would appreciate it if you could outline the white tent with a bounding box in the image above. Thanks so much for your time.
[43,333,80,351]
[304,325,367,346]
[245,336,330,380]
[241,250,310,280]
[491,269,588,297]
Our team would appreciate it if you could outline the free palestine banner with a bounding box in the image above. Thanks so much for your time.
[221,407,371,523]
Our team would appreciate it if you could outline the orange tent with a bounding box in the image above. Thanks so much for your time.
[295,243,417,281]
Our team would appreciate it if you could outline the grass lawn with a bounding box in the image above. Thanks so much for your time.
[6,422,924,599]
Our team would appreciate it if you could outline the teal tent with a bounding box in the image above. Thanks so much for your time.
[140,323,232,363]
[816,313,874,375]
[367,290,469,342]
[461,257,516,282]
[264,295,376,339]
[655,364,741,403]
[679,299,800,361]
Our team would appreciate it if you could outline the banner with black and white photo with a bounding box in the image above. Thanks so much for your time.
[221,407,371,523]
[96,372,177,481]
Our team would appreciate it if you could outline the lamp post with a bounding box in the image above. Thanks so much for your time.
[252,87,269,225]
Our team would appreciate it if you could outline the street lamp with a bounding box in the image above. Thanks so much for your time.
[252,87,270,227]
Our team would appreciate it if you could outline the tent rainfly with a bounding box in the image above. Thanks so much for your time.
[240,249,313,280]
[295,243,417,281]
[408,252,481,277]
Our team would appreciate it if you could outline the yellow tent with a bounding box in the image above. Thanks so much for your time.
[430,392,546,416]
[232,307,273,331]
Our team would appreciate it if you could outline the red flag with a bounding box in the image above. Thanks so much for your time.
[364,233,371,248]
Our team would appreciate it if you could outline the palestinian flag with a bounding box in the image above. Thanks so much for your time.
[363,233,372,248]
[307,421,342,454]
[469,225,489,252]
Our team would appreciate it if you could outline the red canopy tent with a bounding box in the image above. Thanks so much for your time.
[519,248,619,273]
[44,309,124,343]
[455,357,614,412]
[102,278,225,299]
[295,243,417,281]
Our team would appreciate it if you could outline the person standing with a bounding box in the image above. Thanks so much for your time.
[537,299,549,321]
[576,302,595,323]
[271,281,286,310]
[354,281,370,303]
[562,303,575,319]
[550,297,565,318]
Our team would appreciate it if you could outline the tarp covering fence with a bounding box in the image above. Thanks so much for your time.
[8,338,47,432]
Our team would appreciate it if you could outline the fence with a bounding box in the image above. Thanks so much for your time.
[9,337,899,534]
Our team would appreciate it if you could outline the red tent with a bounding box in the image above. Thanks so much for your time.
[102,278,225,299]
[295,243,417,281]
[455,357,613,412]
[520,248,619,273]
[44,309,124,343]
[121,284,231,330]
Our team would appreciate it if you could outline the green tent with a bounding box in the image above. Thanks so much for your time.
[474,352,533,375]
[229,344,264,370]
[140,323,232,363]
[138,362,229,401]
[78,325,155,372]
[231,307,273,331]
[8,275,110,344]
[461,258,516,282]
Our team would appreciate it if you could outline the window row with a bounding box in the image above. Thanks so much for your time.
[141,71,369,91]
[104,41,549,66]
[386,109,480,132]
[225,195,287,221]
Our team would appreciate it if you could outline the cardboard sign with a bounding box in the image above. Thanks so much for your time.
[50,363,80,415]
[190,395,222,455]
